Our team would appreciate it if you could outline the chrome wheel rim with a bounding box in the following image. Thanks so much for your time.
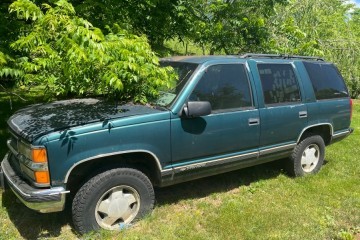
[301,144,320,173]
[95,185,140,230]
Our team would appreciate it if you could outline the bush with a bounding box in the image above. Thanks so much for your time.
[6,0,176,103]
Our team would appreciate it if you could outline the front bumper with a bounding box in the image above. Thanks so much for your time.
[0,153,69,213]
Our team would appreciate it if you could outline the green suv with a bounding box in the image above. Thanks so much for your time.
[0,54,354,233]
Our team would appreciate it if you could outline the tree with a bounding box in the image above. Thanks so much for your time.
[1,0,359,99]
[268,0,360,98]
[69,0,286,54]
[6,0,176,103]
[72,0,196,47]
[188,0,287,55]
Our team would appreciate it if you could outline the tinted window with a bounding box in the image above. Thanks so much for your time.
[190,64,252,111]
[258,64,301,105]
[155,62,198,107]
[303,62,349,100]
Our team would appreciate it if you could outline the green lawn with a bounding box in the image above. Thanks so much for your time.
[0,90,359,240]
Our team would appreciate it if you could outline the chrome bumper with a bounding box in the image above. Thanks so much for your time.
[0,153,69,213]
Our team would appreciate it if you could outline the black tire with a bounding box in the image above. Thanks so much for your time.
[287,135,325,177]
[72,168,155,234]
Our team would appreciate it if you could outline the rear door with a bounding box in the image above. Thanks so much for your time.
[302,61,351,133]
[252,63,308,154]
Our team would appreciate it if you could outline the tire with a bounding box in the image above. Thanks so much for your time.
[72,168,155,234]
[287,135,325,177]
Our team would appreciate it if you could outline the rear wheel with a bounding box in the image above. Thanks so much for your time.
[72,168,154,234]
[288,135,325,177]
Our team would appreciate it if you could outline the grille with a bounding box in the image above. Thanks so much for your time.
[9,153,22,176]
[7,131,25,179]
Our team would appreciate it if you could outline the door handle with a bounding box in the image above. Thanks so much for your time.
[248,118,260,126]
[299,111,308,118]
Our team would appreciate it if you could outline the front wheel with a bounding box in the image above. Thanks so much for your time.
[288,135,325,177]
[72,168,155,234]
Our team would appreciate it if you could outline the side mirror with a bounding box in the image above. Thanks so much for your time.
[182,101,212,118]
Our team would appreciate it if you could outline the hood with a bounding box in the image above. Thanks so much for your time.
[7,98,163,142]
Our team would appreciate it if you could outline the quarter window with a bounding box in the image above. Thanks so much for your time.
[303,62,349,100]
[190,64,252,111]
[258,64,301,105]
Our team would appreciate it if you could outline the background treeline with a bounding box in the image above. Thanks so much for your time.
[0,0,359,102]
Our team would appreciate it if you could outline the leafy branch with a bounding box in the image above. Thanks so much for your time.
[6,0,176,103]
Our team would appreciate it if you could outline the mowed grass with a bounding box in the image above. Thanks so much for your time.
[0,90,359,240]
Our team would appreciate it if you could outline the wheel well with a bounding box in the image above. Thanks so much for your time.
[299,125,332,145]
[66,152,162,195]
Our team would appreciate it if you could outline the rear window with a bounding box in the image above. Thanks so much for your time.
[303,62,349,100]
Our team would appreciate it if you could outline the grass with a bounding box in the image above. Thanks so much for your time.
[0,89,359,240]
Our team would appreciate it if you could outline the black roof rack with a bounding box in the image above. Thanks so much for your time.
[239,53,324,61]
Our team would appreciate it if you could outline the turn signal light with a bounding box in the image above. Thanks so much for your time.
[34,171,50,184]
[32,148,48,163]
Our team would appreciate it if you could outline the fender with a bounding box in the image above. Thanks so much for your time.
[63,149,172,183]
[296,123,333,143]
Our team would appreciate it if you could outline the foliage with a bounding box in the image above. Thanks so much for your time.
[188,0,286,55]
[0,1,25,84]
[268,0,360,98]
[0,1,22,54]
[5,0,176,102]
[1,0,360,98]
[64,0,287,54]
[72,0,195,47]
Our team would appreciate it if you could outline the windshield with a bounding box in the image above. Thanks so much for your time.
[153,61,198,107]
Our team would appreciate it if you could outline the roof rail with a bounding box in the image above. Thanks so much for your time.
[239,53,324,61]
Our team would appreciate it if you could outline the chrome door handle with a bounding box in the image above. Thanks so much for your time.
[299,111,307,118]
[248,118,260,126]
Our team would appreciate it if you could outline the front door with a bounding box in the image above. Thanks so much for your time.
[170,63,260,171]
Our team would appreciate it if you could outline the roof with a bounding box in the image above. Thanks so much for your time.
[160,55,239,64]
[160,54,325,64]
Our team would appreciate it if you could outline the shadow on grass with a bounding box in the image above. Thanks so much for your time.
[1,190,72,239]
[155,158,331,205]
[1,159,287,239]
[155,159,286,205]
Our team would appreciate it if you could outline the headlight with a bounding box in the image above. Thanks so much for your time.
[18,142,48,163]
[18,141,32,160]
[17,141,50,186]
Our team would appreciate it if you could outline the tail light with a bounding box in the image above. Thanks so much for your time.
[350,98,353,121]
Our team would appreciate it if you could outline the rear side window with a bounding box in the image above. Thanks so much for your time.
[257,64,301,105]
[303,62,349,100]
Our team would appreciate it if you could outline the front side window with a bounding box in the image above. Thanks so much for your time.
[258,64,301,105]
[154,61,199,107]
[303,62,349,100]
[190,64,252,111]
